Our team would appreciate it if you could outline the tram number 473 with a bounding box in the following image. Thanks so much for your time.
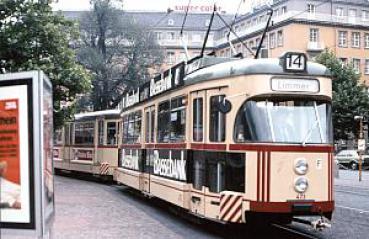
[284,52,307,72]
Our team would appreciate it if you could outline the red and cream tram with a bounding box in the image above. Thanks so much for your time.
[113,52,334,225]
[53,110,121,179]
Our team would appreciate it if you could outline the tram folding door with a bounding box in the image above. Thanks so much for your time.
[190,90,207,216]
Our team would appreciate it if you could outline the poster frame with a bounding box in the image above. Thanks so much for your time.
[0,77,35,230]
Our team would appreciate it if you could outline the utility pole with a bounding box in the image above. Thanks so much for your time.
[355,116,365,181]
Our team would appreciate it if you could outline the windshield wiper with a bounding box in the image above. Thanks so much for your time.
[301,102,323,146]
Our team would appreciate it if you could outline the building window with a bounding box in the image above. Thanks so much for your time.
[307,4,316,15]
[336,7,344,17]
[365,59,369,74]
[365,33,369,48]
[352,32,360,48]
[362,10,369,21]
[155,32,163,41]
[192,34,202,43]
[166,32,175,41]
[210,95,226,142]
[269,32,276,49]
[338,31,347,47]
[349,9,357,20]
[166,51,175,64]
[281,6,287,14]
[352,58,361,73]
[205,19,211,26]
[193,98,203,142]
[168,19,174,26]
[310,28,319,42]
[235,25,240,32]
[339,58,348,66]
[277,30,283,46]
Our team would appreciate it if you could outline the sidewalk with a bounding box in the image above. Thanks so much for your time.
[335,169,369,187]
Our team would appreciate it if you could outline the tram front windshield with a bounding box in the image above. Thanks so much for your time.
[234,99,332,144]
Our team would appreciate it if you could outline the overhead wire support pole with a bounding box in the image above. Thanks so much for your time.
[227,0,244,56]
[255,8,273,59]
[216,12,255,57]
[200,4,216,57]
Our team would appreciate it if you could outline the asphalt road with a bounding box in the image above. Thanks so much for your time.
[2,170,369,239]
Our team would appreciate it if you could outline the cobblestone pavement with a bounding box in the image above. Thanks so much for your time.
[2,171,369,239]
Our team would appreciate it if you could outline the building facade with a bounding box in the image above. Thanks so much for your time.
[214,0,369,84]
[63,0,369,83]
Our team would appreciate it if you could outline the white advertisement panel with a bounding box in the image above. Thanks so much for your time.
[0,79,34,228]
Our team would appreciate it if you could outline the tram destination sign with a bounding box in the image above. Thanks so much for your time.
[271,78,319,93]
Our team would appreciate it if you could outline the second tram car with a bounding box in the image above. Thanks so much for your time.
[53,110,121,179]
[54,52,334,226]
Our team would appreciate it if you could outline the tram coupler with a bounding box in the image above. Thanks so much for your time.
[292,217,331,231]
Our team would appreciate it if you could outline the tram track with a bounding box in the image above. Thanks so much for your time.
[271,223,324,239]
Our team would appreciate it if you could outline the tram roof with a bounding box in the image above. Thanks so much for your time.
[74,109,121,121]
[120,54,331,111]
[184,57,331,84]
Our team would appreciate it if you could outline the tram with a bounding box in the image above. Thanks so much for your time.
[53,109,121,179]
[114,52,334,225]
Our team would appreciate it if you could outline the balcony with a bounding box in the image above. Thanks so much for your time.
[307,41,325,52]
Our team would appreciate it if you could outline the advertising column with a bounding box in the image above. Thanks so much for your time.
[0,71,54,238]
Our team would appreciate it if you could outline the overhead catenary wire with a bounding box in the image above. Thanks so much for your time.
[216,12,255,57]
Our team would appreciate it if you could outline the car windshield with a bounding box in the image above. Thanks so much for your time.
[234,99,333,144]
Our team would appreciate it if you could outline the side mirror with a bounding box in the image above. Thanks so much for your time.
[217,99,232,114]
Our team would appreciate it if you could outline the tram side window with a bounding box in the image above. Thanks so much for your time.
[74,122,95,145]
[234,109,252,142]
[106,122,118,145]
[210,95,226,142]
[150,109,155,142]
[123,112,142,144]
[170,96,186,142]
[134,112,142,143]
[98,120,104,145]
[122,115,129,143]
[145,111,150,143]
[145,107,156,143]
[158,101,171,142]
[193,98,203,142]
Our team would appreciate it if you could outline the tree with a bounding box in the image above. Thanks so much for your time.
[77,0,163,111]
[316,50,369,140]
[0,0,91,128]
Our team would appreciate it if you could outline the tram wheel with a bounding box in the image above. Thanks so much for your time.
[350,162,358,170]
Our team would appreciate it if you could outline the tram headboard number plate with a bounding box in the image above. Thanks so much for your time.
[281,52,307,72]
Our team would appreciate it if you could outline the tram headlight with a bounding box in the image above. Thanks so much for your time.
[294,177,309,193]
[294,158,308,175]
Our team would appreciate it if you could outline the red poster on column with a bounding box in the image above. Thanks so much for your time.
[0,99,20,185]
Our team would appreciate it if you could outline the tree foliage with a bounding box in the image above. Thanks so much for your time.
[316,50,369,140]
[77,0,163,111]
[0,0,91,128]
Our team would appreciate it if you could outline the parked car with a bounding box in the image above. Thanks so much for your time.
[334,150,369,170]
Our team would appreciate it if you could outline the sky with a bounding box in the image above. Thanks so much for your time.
[51,0,253,14]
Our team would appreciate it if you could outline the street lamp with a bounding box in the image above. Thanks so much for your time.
[354,115,364,181]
